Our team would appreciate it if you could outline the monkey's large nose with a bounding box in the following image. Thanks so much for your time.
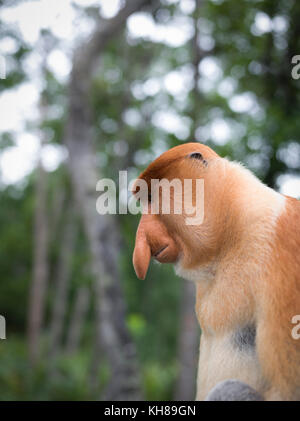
[133,214,179,279]
[133,228,151,280]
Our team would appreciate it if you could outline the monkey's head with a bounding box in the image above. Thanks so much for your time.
[132,143,229,280]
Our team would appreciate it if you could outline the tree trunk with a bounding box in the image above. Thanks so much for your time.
[28,158,49,365]
[27,35,56,366]
[88,318,103,394]
[65,286,90,354]
[27,78,50,365]
[64,0,159,400]
[49,206,76,361]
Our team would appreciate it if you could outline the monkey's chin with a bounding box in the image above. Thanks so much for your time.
[174,260,193,282]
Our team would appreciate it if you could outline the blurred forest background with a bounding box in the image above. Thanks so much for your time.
[0,0,299,401]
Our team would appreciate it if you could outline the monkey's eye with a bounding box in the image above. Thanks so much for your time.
[189,152,203,160]
[188,152,208,166]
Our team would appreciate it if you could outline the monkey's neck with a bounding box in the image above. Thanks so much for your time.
[194,165,286,334]
[221,160,286,255]
[193,160,286,287]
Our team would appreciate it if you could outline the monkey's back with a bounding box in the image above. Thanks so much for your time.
[257,196,300,400]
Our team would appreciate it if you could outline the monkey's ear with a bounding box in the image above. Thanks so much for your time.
[188,152,208,166]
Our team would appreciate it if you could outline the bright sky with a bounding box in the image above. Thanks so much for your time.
[0,0,299,197]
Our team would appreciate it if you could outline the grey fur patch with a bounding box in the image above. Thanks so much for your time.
[205,379,264,401]
[233,324,256,352]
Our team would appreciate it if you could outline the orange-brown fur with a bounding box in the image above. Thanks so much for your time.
[256,197,300,400]
[132,143,300,400]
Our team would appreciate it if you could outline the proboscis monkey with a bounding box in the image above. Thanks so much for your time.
[132,143,300,401]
